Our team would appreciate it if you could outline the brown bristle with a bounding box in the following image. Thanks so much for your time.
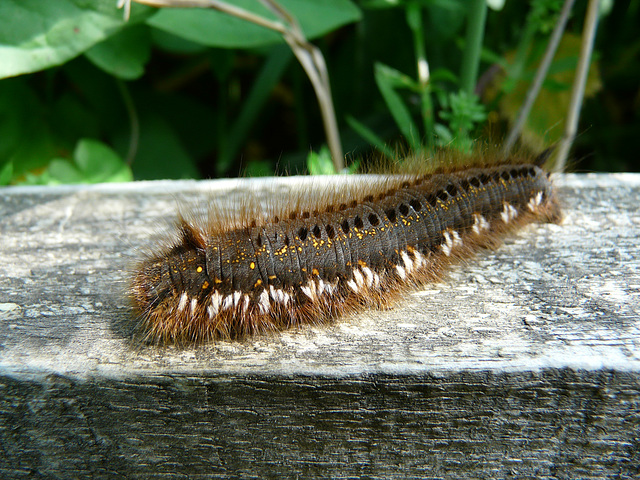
[130,152,561,345]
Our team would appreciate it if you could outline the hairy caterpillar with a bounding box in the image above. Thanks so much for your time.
[131,154,561,344]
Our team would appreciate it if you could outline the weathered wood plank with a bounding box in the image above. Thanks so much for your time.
[1,174,639,478]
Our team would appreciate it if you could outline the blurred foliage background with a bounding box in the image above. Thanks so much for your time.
[0,0,637,185]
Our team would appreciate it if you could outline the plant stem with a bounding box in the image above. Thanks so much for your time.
[555,0,600,172]
[460,0,487,96]
[502,0,576,157]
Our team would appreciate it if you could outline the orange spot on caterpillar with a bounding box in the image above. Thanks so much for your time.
[130,153,561,345]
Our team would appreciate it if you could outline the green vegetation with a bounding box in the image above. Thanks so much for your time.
[0,0,636,185]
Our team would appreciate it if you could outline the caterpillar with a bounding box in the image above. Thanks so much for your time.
[131,153,561,344]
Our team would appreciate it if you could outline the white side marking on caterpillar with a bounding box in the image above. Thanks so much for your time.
[528,191,543,212]
[401,251,414,274]
[451,230,462,247]
[210,291,222,315]
[269,285,279,302]
[442,232,453,256]
[361,266,374,287]
[396,265,407,280]
[501,203,518,223]
[242,294,250,313]
[472,214,490,234]
[222,295,233,311]
[177,292,188,312]
[324,281,337,295]
[301,281,316,301]
[190,297,198,315]
[258,289,270,314]
[232,291,242,307]
[282,291,291,306]
[317,279,326,296]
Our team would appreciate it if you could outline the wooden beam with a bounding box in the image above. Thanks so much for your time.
[1,173,638,477]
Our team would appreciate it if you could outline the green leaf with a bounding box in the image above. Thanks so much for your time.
[307,146,336,175]
[85,24,151,80]
[73,138,133,182]
[43,139,133,184]
[306,146,358,175]
[0,0,155,79]
[438,90,486,136]
[0,162,13,185]
[374,62,420,150]
[47,158,85,184]
[148,0,361,48]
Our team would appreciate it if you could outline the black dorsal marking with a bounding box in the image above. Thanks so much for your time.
[436,190,449,202]
[326,224,336,239]
[385,208,397,223]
